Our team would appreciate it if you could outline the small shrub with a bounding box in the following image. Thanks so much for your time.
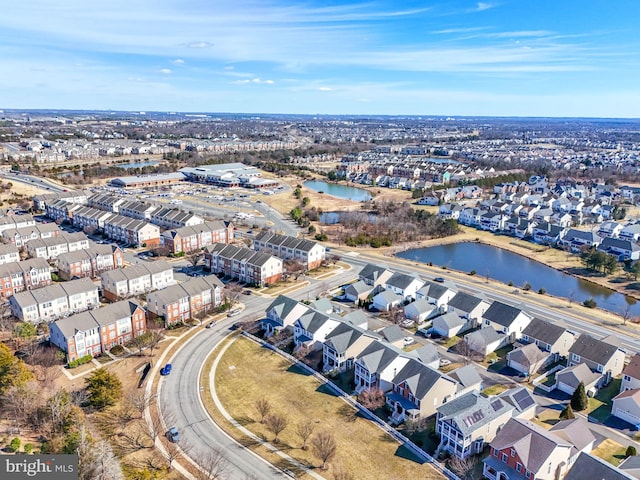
[508,281,514,287]
[68,354,93,369]
[110,345,125,356]
[538,288,546,295]
[469,270,476,276]
[626,446,637,457]
[9,437,21,452]
[583,298,597,309]
[24,443,33,454]
[522,282,532,291]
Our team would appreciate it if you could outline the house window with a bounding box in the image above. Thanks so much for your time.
[597,364,603,373]
[510,448,515,457]
[572,353,580,362]
[546,344,551,351]
[516,463,522,473]
[624,375,632,382]
[502,453,508,463]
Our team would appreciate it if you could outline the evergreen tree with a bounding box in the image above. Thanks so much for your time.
[85,368,123,410]
[570,382,589,411]
[559,404,575,420]
[626,446,637,457]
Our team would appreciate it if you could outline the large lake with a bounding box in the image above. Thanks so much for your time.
[397,242,639,316]
[304,180,372,202]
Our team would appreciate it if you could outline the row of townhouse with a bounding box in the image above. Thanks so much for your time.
[0,257,52,299]
[10,277,100,322]
[262,295,482,423]
[1,222,61,247]
[253,232,326,270]
[0,244,20,265]
[88,193,204,229]
[101,260,174,302]
[160,221,234,254]
[33,190,90,211]
[204,243,283,286]
[146,275,223,327]
[0,214,36,234]
[103,214,160,248]
[71,205,115,231]
[57,244,124,281]
[49,300,147,362]
[26,232,91,260]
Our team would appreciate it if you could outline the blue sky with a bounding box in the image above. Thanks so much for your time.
[1,0,639,117]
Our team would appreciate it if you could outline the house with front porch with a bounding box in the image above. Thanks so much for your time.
[354,341,412,394]
[261,295,310,336]
[322,322,379,373]
[293,310,341,351]
[596,237,640,261]
[386,358,458,424]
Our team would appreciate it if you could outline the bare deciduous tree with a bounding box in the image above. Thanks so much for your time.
[193,448,229,480]
[255,398,271,424]
[331,462,354,480]
[188,252,204,268]
[311,431,337,470]
[448,455,478,480]
[265,413,288,444]
[223,282,243,307]
[295,420,315,450]
[147,330,165,359]
[357,387,385,410]
[126,390,156,418]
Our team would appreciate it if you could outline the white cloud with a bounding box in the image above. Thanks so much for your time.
[318,87,333,91]
[159,68,172,74]
[475,2,495,12]
[231,77,274,85]
[172,58,185,65]
[186,41,213,49]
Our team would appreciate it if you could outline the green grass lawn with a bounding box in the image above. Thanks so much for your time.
[481,384,510,396]
[212,337,445,480]
[441,336,461,349]
[588,378,621,423]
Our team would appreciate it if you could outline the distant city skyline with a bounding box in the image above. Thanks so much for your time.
[2,1,639,118]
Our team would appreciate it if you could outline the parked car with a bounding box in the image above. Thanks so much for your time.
[416,328,431,337]
[403,336,415,346]
[205,321,215,329]
[227,309,241,317]
[166,427,180,442]
[439,359,452,367]
[400,319,415,328]
[160,364,172,376]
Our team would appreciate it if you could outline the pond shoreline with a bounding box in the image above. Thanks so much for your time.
[390,231,640,305]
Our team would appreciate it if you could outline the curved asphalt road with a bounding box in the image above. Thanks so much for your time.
[158,297,287,479]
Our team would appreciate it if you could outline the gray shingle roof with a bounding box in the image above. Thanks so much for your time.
[447,291,486,313]
[569,334,622,366]
[392,358,453,399]
[437,390,513,437]
[483,301,527,327]
[522,317,568,345]
[566,452,635,480]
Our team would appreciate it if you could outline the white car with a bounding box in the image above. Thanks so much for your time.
[439,359,452,367]
[403,336,415,346]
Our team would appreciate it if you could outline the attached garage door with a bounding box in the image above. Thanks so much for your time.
[613,405,640,426]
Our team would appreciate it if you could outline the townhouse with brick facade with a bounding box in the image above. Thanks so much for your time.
[10,277,100,322]
[49,300,146,362]
[26,232,91,260]
[1,223,62,247]
[45,198,82,224]
[146,275,223,327]
[57,245,124,281]
[161,220,234,253]
[204,243,283,286]
[0,244,20,265]
[150,207,204,229]
[103,215,160,248]
[0,258,52,299]
[253,232,326,270]
[101,260,174,302]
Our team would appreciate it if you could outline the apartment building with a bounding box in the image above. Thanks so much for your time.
[26,232,91,260]
[49,300,146,362]
[10,277,100,322]
[146,275,223,327]
[253,232,326,270]
[87,193,126,213]
[101,260,174,302]
[118,200,158,220]
[71,206,114,231]
[45,199,82,224]
[1,223,62,247]
[33,190,90,211]
[161,220,234,253]
[0,258,52,298]
[57,245,124,281]
[205,243,283,287]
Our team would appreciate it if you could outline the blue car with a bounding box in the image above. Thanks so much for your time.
[160,364,172,376]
